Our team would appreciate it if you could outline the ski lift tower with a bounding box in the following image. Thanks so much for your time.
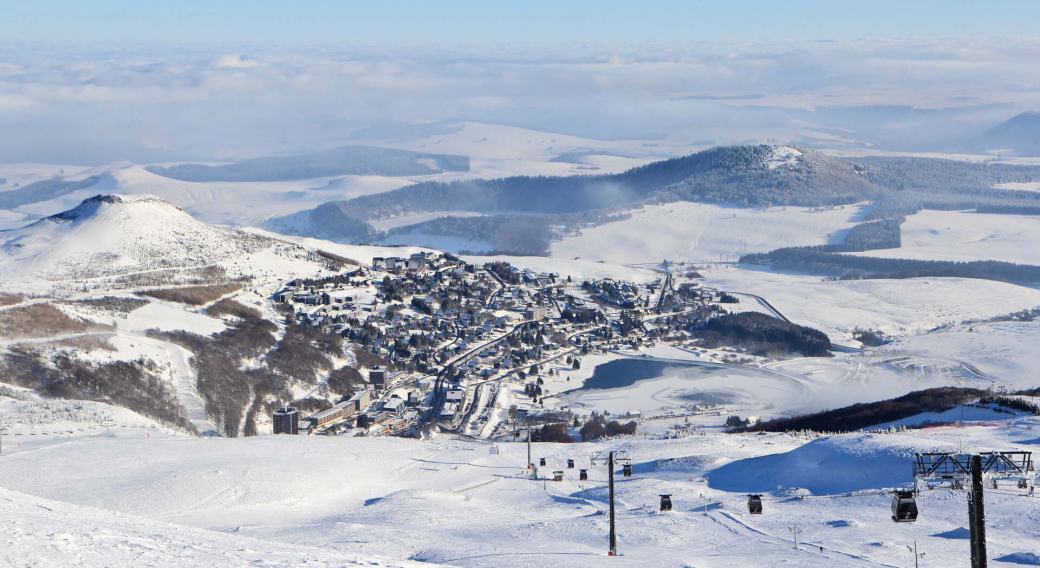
[913,451,1034,493]
[591,450,631,556]
[913,451,1034,568]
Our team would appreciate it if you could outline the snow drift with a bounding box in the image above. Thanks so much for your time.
[706,434,916,494]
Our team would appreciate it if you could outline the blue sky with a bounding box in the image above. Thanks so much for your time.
[2,0,1038,44]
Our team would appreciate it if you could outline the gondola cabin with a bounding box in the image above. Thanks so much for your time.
[567,458,575,469]
[747,494,763,514]
[660,494,673,512]
[622,463,632,477]
[553,471,564,482]
[891,491,918,522]
[539,457,546,467]
[579,469,588,481]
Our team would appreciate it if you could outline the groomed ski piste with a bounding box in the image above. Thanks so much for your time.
[1,391,1038,567]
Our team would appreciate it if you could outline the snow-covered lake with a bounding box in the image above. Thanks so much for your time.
[560,356,803,414]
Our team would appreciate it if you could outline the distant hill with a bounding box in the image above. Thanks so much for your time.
[145,145,470,182]
[548,149,633,164]
[265,144,1040,252]
[657,145,882,207]
[0,194,273,281]
[263,201,379,244]
[0,174,107,210]
[267,145,885,242]
[968,111,1040,156]
[352,144,882,216]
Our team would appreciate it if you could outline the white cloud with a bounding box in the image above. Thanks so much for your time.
[0,93,36,111]
[0,38,1038,164]
[212,54,259,68]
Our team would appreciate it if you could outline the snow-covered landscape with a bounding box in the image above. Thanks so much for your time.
[4,5,1040,567]
[2,189,1038,567]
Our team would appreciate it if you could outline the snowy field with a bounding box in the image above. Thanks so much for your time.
[849,210,1040,265]
[885,321,1040,389]
[699,266,1040,344]
[0,209,38,231]
[552,202,866,265]
[1,402,1038,568]
[994,181,1040,192]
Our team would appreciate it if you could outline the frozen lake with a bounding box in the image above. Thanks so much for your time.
[560,356,805,414]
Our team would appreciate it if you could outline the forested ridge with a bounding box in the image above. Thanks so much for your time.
[741,248,1040,285]
[384,209,631,255]
[863,188,1040,221]
[331,145,883,222]
[275,145,892,247]
[740,387,1002,433]
[735,156,1040,281]
[269,145,1040,257]
[698,312,831,357]
[851,156,1040,192]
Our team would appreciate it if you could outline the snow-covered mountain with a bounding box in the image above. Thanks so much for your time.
[0,194,272,281]
[266,144,884,245]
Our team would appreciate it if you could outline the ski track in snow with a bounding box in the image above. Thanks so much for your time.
[131,333,218,436]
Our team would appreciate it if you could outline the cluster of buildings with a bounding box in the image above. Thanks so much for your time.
[271,253,561,375]
[268,252,729,438]
[586,278,645,309]
[274,371,428,436]
[371,252,430,274]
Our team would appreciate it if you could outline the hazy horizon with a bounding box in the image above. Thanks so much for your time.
[3,2,1040,164]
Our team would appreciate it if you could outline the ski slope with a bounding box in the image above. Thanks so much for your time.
[1,409,1037,568]
[0,485,441,568]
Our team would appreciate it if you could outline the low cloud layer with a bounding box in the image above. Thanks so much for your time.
[1,38,1038,164]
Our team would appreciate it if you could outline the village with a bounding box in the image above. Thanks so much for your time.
[267,252,735,440]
